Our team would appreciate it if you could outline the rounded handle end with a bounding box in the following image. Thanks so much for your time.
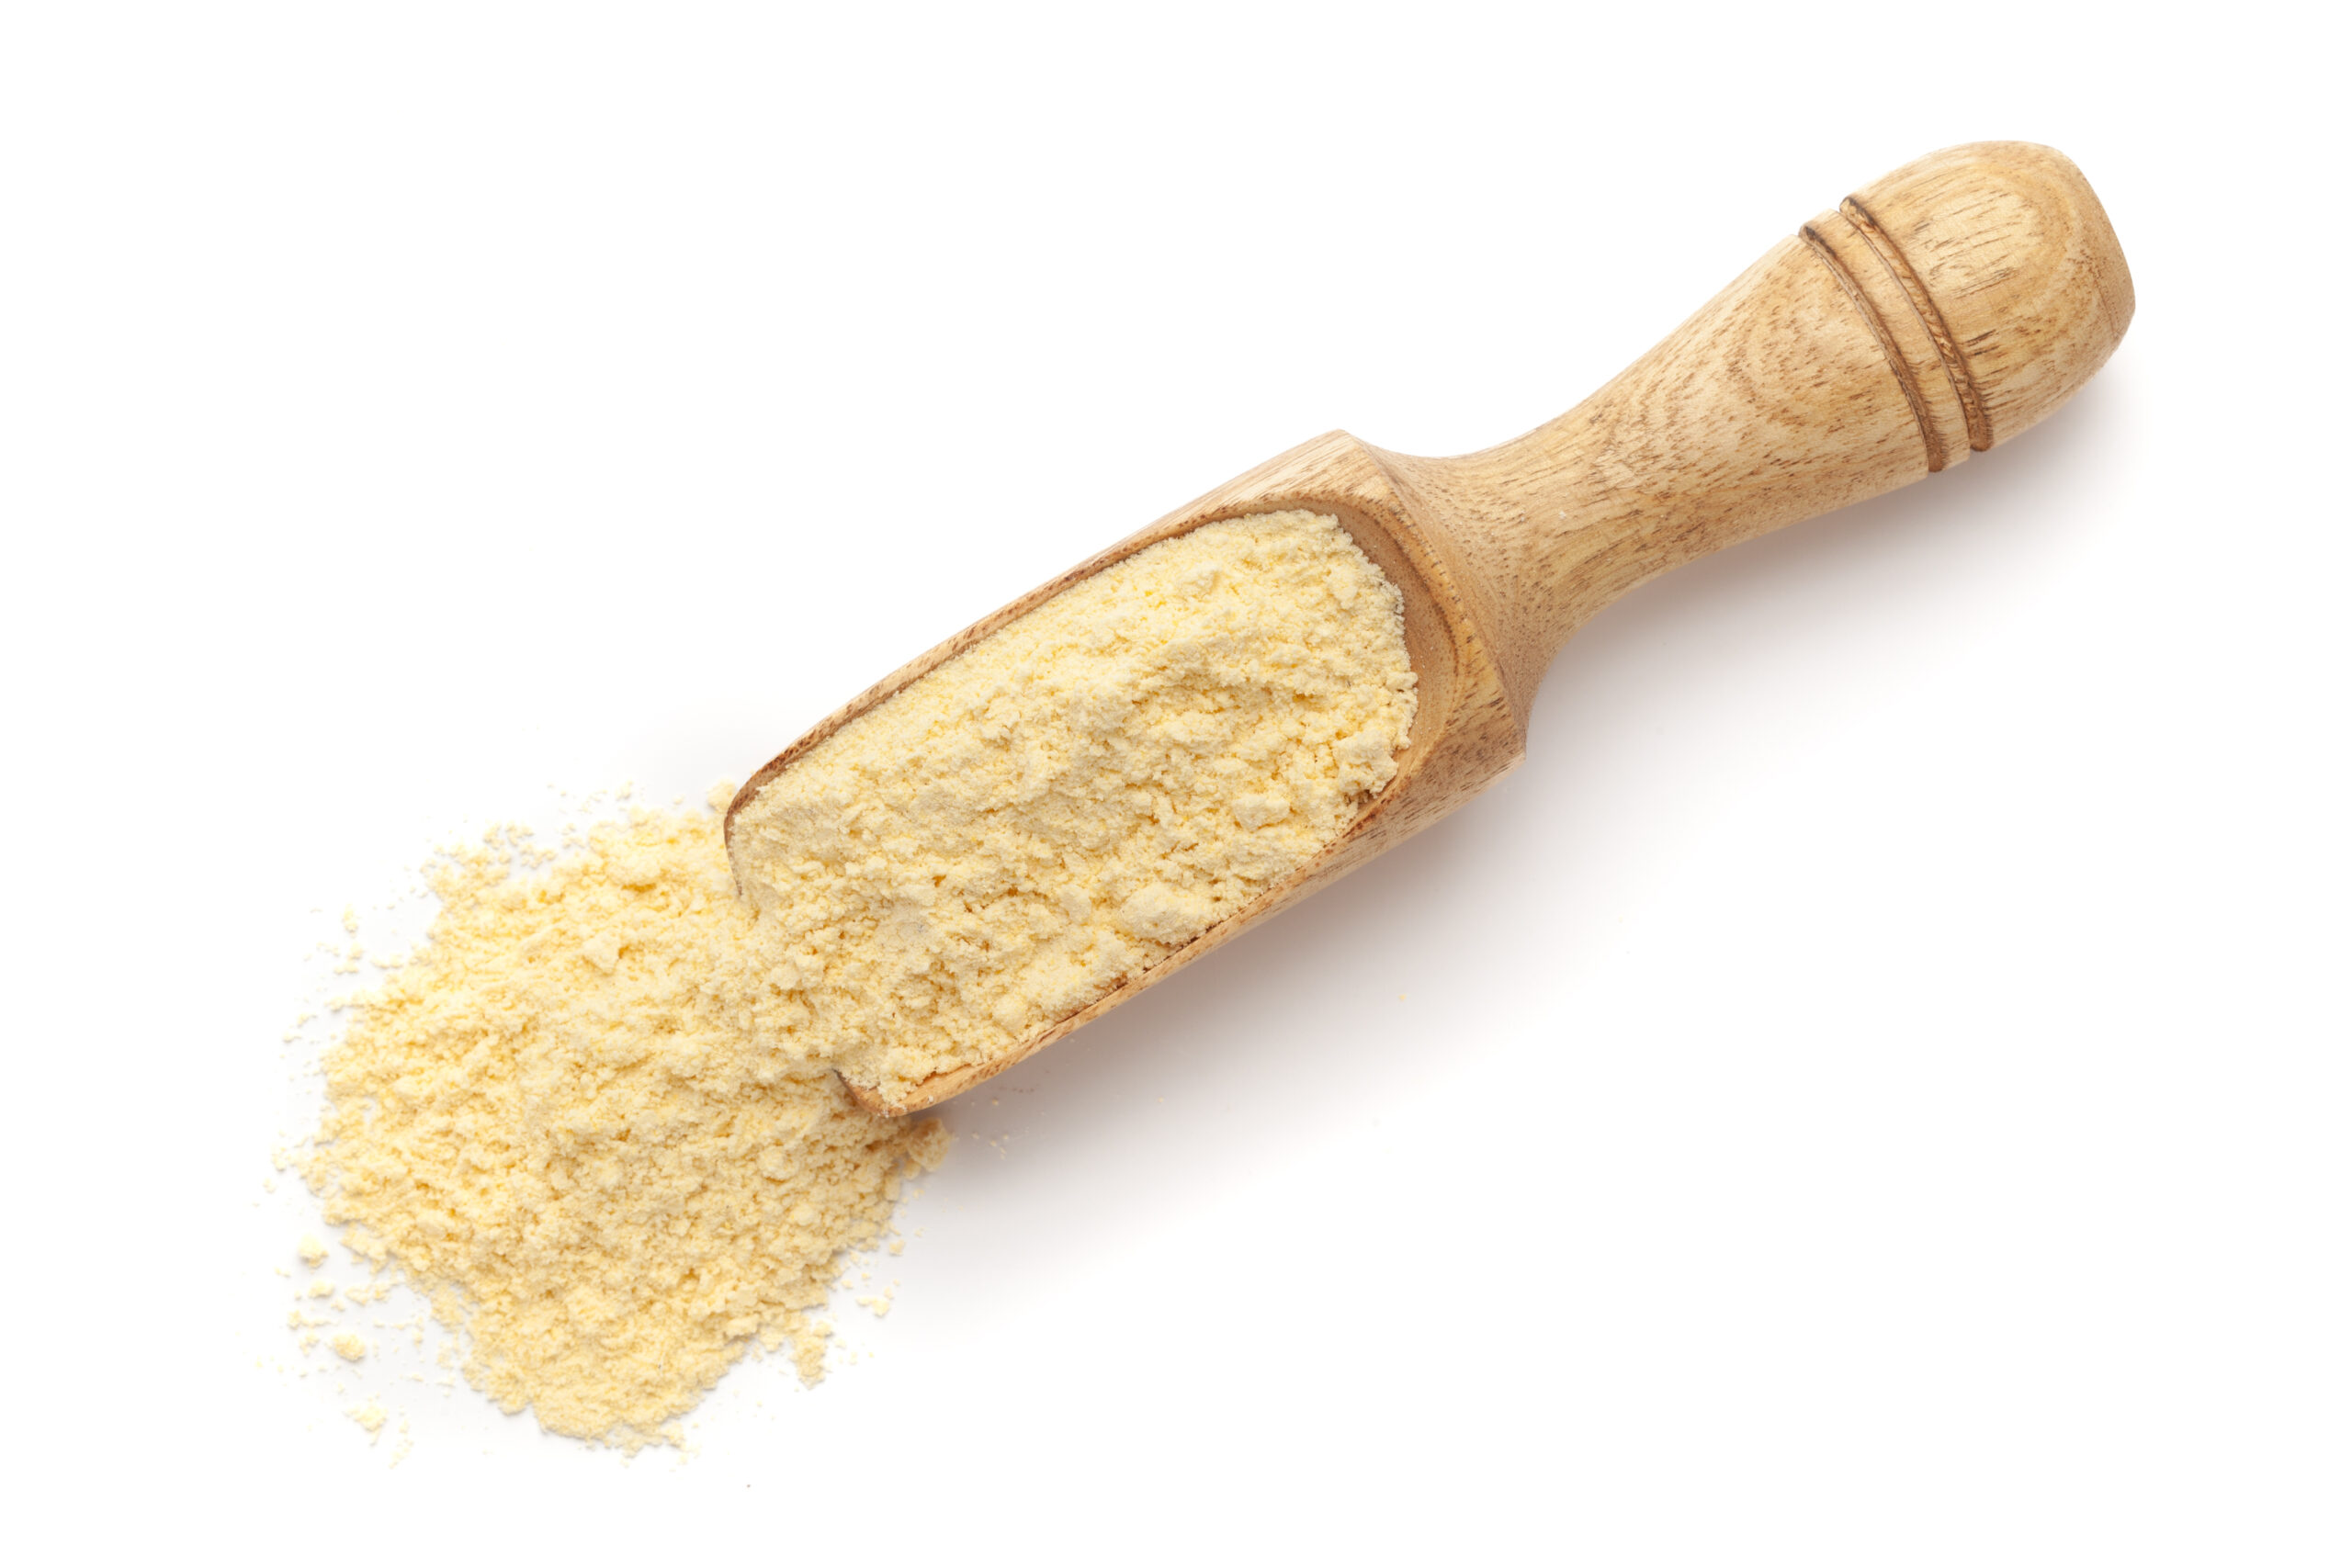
[1839,141,2134,453]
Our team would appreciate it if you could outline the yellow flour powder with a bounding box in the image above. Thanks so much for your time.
[299,509,1415,1448]
[730,511,1418,1104]
[305,807,946,1450]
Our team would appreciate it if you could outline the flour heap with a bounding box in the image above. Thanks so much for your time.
[307,805,946,1450]
[729,510,1419,1104]
[300,509,1416,1450]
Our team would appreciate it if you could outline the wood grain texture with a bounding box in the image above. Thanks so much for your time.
[1801,219,1948,471]
[729,141,2134,1114]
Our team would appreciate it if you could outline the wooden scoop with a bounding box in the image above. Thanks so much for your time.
[729,141,2133,1115]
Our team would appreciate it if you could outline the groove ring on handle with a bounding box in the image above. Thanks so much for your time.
[1838,197,1994,453]
[1800,221,1946,472]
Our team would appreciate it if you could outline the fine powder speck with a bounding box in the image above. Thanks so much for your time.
[729,511,1418,1104]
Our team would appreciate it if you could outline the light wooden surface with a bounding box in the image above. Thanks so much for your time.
[729,141,2134,1114]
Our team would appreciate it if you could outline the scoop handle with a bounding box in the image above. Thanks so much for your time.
[1399,141,2134,688]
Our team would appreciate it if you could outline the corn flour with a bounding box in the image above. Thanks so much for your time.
[306,806,946,1450]
[730,511,1418,1104]
[300,510,1414,1448]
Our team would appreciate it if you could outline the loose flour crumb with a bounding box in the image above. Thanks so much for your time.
[729,511,1417,1104]
[296,1235,329,1269]
[347,1399,388,1438]
[328,1332,368,1362]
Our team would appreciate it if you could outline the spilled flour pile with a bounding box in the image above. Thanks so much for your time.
[730,511,1418,1105]
[295,510,1415,1450]
[305,804,945,1449]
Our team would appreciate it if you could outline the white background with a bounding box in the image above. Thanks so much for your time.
[3,3,2344,1562]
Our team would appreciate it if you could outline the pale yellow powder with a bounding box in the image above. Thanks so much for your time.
[305,808,947,1450]
[327,1332,368,1362]
[729,511,1417,1104]
[297,509,1410,1449]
